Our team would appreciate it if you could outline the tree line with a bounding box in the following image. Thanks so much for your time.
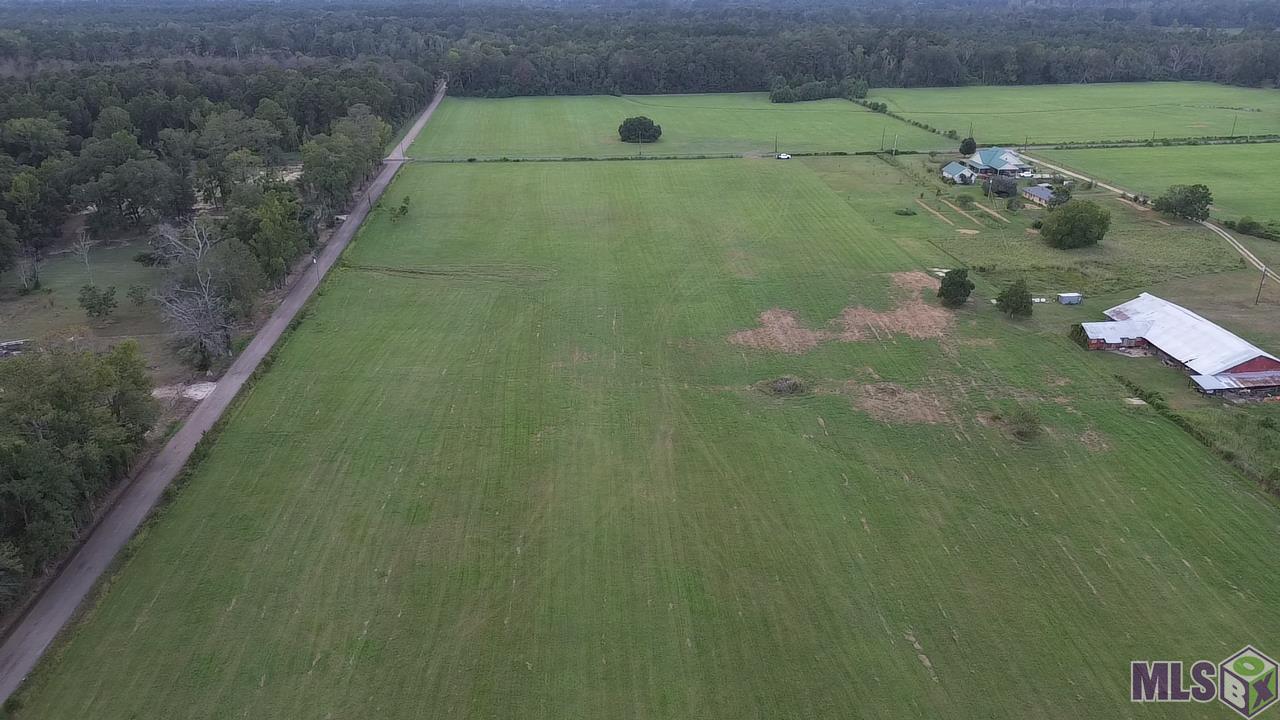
[0,342,156,614]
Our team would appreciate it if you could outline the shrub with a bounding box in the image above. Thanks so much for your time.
[894,207,917,216]
[955,193,976,208]
[959,137,977,155]
[1006,197,1024,211]
[1153,183,1212,220]
[1008,406,1042,440]
[78,284,117,320]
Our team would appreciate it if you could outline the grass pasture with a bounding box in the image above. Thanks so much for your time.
[869,82,1280,144]
[408,93,947,159]
[1040,142,1280,223]
[15,158,1280,720]
[804,155,1244,295]
[0,238,184,382]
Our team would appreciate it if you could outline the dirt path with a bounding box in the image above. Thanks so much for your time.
[971,202,1010,223]
[937,197,985,228]
[1023,152,1276,278]
[914,198,954,226]
[0,83,448,706]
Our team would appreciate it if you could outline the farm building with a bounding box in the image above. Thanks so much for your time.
[1081,293,1280,396]
[965,147,1032,176]
[1021,185,1054,206]
[941,161,976,184]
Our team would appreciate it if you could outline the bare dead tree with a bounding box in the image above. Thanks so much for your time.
[150,220,234,369]
[15,250,42,292]
[151,219,220,267]
[151,266,233,368]
[72,227,94,285]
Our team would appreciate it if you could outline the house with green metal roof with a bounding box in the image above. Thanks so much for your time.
[941,161,976,185]
[964,147,1031,176]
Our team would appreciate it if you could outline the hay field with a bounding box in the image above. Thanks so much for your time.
[409,93,947,159]
[15,157,1280,719]
[869,82,1280,144]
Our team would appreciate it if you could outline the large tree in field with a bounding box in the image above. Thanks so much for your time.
[618,116,662,143]
[937,268,975,307]
[1041,199,1111,249]
[1153,183,1212,221]
[996,279,1033,318]
[959,137,977,155]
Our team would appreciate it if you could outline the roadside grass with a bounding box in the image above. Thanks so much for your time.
[0,238,186,382]
[804,155,1243,295]
[869,81,1280,145]
[15,158,1280,720]
[1039,143,1280,224]
[409,93,947,160]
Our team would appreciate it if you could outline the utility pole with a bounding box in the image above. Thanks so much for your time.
[880,127,886,152]
[892,134,899,156]
[1257,266,1269,305]
[1231,114,1239,139]
[774,133,778,155]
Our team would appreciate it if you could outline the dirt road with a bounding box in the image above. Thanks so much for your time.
[1022,152,1276,278]
[0,83,447,704]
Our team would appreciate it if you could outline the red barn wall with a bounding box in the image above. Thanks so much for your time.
[1226,355,1280,374]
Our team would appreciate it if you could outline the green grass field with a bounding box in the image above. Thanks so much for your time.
[806,154,1244,294]
[0,239,185,382]
[869,82,1280,144]
[16,156,1280,719]
[408,93,947,159]
[1040,143,1280,223]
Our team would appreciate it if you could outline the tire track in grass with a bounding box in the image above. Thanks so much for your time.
[936,197,985,228]
[914,199,954,227]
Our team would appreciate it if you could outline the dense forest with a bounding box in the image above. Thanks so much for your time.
[1,0,1279,614]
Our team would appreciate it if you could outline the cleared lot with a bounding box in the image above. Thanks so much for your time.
[15,158,1280,719]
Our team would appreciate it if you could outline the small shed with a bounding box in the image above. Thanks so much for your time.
[1057,292,1083,305]
[1021,185,1054,207]
[941,162,976,185]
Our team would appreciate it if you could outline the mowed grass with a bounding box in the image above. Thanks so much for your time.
[805,154,1244,295]
[409,93,946,159]
[17,159,1280,719]
[1040,143,1280,223]
[869,82,1280,144]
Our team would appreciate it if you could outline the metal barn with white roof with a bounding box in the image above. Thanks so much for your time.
[1081,293,1280,395]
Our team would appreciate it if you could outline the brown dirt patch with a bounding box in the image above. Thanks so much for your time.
[852,382,950,424]
[728,272,952,353]
[1025,228,1040,236]
[891,271,941,294]
[836,299,952,341]
[1079,429,1110,452]
[729,309,831,354]
[956,228,979,235]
